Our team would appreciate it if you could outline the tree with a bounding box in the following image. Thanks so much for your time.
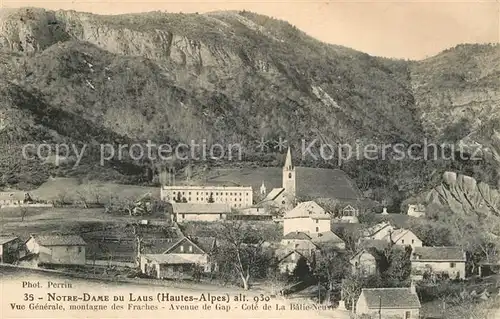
[129,223,144,268]
[75,189,89,208]
[20,206,29,222]
[341,274,364,312]
[266,266,289,296]
[291,256,311,282]
[314,246,350,303]
[215,221,271,290]
[55,190,71,206]
[382,245,412,286]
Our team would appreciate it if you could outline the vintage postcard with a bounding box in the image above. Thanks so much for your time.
[0,0,499,318]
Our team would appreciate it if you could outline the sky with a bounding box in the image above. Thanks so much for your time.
[2,0,499,60]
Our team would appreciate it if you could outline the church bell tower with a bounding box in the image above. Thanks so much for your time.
[282,147,296,204]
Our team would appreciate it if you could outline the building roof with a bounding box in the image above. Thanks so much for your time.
[203,166,362,201]
[0,236,18,245]
[277,249,308,263]
[358,239,391,251]
[162,236,214,255]
[408,204,425,211]
[412,247,465,261]
[386,229,420,243]
[162,185,252,190]
[360,288,421,309]
[264,188,285,201]
[283,231,312,240]
[190,236,216,253]
[142,253,207,264]
[282,240,318,252]
[362,222,392,238]
[141,238,181,254]
[310,231,345,244]
[284,201,328,219]
[350,249,377,263]
[33,235,86,246]
[171,203,231,214]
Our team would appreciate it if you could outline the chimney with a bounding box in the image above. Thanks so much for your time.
[410,280,416,294]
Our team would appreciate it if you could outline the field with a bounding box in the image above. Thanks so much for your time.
[27,177,160,202]
[202,167,363,201]
[179,220,283,242]
[0,206,174,263]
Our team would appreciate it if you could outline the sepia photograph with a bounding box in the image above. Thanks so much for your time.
[0,0,499,318]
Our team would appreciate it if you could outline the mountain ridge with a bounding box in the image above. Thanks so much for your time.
[0,7,499,208]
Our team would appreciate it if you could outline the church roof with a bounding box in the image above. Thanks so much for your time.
[264,188,285,201]
[203,167,361,201]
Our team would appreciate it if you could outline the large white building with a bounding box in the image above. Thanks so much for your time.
[161,185,253,208]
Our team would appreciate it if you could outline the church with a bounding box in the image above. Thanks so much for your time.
[258,147,297,210]
[202,147,363,211]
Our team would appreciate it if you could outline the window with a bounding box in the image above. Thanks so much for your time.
[288,173,292,178]
[180,246,184,252]
[411,239,415,244]
[188,192,191,195]
[405,311,411,319]
[291,254,295,261]
[282,201,285,204]
[316,219,319,223]
[402,240,405,244]
[450,262,456,268]
[182,214,185,219]
[78,247,82,253]
[189,245,193,252]
[315,227,319,232]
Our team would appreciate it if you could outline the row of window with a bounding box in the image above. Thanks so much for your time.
[179,245,193,253]
[186,197,244,202]
[171,191,249,196]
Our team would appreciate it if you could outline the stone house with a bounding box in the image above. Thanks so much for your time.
[26,235,86,265]
[355,284,421,318]
[139,236,217,279]
[410,246,466,280]
[0,236,24,264]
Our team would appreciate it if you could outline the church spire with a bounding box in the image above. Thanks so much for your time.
[284,147,293,170]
